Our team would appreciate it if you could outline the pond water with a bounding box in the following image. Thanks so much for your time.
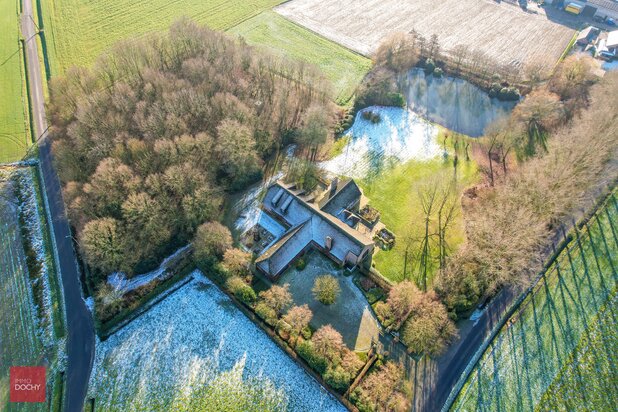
[402,68,517,137]
[320,106,441,179]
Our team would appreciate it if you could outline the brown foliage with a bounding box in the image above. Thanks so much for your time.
[49,19,333,279]
[352,361,409,412]
[311,325,345,363]
[259,284,293,316]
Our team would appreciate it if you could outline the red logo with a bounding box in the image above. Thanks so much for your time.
[10,366,46,403]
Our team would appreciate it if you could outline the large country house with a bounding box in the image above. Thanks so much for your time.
[254,179,380,278]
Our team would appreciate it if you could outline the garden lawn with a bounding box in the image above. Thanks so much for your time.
[360,153,478,284]
[229,12,371,105]
[451,194,618,411]
[0,0,30,163]
[39,0,284,75]
[0,177,44,411]
[88,271,345,411]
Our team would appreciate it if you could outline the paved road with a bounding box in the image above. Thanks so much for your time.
[20,1,95,411]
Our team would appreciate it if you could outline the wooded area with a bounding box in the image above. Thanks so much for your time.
[48,19,334,282]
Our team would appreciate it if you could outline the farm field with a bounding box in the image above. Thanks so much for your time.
[39,0,284,75]
[230,12,371,104]
[88,271,345,411]
[276,0,575,67]
[537,294,617,412]
[0,170,46,411]
[451,193,618,411]
[0,0,30,163]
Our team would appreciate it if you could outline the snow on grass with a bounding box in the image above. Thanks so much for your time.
[320,107,441,179]
[108,245,191,294]
[12,168,56,349]
[88,270,346,412]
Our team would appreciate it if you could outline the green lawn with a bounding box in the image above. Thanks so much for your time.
[0,0,30,163]
[40,0,284,75]
[360,145,478,284]
[229,12,371,105]
[451,194,618,411]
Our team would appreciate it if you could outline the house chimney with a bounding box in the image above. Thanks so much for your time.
[329,177,339,198]
[325,236,333,251]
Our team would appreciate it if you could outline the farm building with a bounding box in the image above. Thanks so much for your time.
[551,0,618,20]
[576,25,601,44]
[606,30,618,51]
[255,179,378,278]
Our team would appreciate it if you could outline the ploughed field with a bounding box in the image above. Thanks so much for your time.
[276,0,575,67]
[0,0,29,163]
[451,193,618,411]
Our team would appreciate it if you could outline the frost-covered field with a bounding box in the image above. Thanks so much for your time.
[276,0,574,67]
[88,271,346,411]
[320,106,441,179]
[0,168,60,411]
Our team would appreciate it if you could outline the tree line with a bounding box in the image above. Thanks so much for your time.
[48,19,335,283]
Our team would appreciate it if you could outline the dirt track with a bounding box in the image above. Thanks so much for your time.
[276,0,575,67]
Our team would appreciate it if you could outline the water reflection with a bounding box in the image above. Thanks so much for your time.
[403,68,517,137]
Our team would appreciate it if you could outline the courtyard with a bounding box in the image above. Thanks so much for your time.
[278,250,380,352]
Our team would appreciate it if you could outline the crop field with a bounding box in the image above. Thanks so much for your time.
[230,12,371,104]
[0,173,44,411]
[276,0,575,67]
[537,294,617,411]
[88,271,345,411]
[451,193,618,411]
[40,0,284,75]
[0,0,30,163]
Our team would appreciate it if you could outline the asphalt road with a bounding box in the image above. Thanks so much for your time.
[20,1,95,411]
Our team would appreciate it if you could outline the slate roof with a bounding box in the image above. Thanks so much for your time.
[256,180,374,277]
[589,0,618,13]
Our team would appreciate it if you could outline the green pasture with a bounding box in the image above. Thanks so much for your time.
[451,193,618,411]
[39,0,284,75]
[360,142,478,284]
[0,0,30,163]
[230,12,371,105]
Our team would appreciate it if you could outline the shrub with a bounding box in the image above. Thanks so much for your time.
[296,340,328,375]
[193,222,233,262]
[424,58,436,74]
[433,67,444,78]
[294,257,307,271]
[259,284,293,316]
[324,366,352,393]
[361,110,381,124]
[312,325,345,363]
[221,248,251,278]
[226,277,256,305]
[255,301,278,326]
[312,275,340,305]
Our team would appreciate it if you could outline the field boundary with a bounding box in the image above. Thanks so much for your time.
[441,184,617,412]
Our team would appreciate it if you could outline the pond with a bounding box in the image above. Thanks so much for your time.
[402,68,517,137]
[320,106,441,179]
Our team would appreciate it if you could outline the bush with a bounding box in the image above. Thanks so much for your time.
[226,277,256,305]
[295,257,307,271]
[296,340,328,375]
[324,366,352,393]
[424,58,436,74]
[255,301,278,326]
[312,275,341,305]
[433,67,444,78]
[361,110,381,124]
